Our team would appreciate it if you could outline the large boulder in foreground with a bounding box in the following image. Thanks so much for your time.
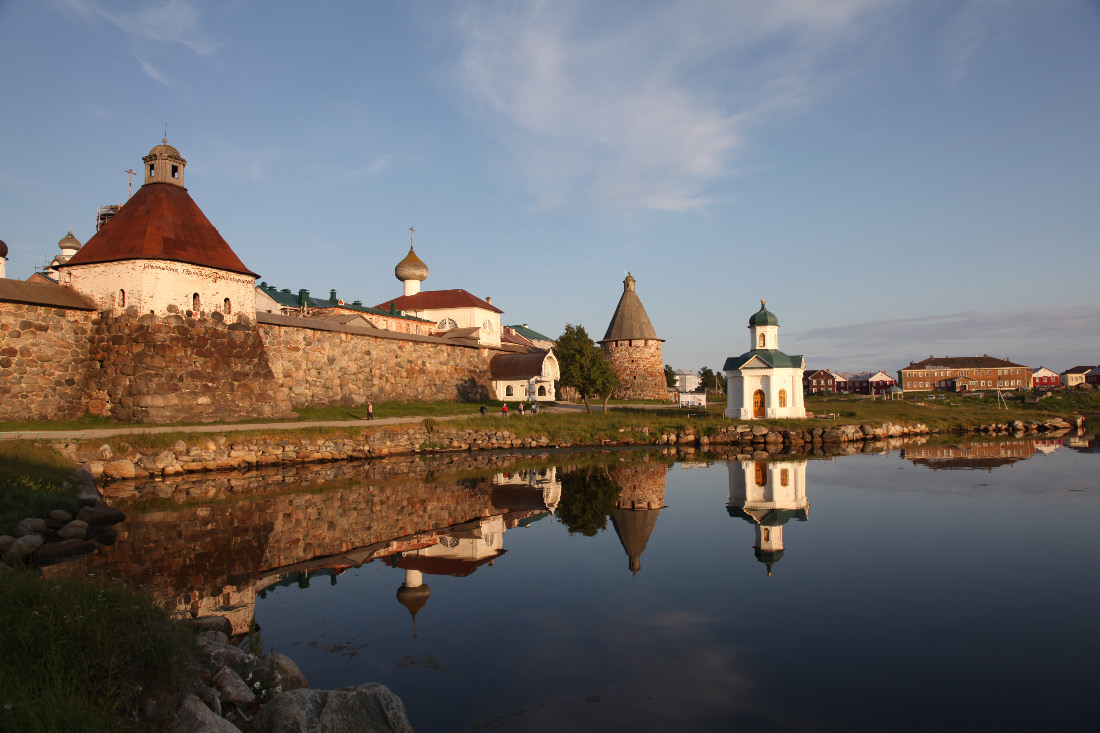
[251,682,412,733]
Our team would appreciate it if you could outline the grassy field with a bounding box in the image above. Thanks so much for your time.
[0,441,80,535]
[0,570,195,731]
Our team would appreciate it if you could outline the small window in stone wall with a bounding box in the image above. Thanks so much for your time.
[223,298,231,314]
[193,293,201,312]
[118,289,125,307]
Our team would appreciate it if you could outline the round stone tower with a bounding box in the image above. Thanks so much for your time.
[599,273,666,400]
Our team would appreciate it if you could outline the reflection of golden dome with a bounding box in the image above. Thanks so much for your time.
[395,246,429,283]
[396,583,431,618]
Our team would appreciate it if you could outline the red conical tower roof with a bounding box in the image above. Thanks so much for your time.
[58,182,257,278]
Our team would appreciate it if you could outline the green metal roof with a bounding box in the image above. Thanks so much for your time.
[727,506,809,526]
[748,300,779,327]
[506,324,553,342]
[723,349,804,371]
[257,284,432,322]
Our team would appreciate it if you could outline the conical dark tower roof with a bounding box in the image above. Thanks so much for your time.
[610,506,662,575]
[600,273,662,342]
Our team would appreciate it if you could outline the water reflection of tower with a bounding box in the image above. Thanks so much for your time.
[609,461,669,575]
[727,460,809,576]
[393,515,508,637]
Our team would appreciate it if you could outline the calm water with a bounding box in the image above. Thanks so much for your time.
[60,435,1099,731]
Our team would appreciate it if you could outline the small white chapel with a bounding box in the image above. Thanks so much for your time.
[723,300,806,420]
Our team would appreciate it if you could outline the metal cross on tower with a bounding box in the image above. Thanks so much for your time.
[124,169,137,199]
[409,226,415,248]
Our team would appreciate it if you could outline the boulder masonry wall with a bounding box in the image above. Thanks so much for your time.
[259,322,494,407]
[87,308,292,423]
[0,301,97,421]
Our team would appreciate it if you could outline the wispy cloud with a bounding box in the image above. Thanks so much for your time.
[938,0,1012,79]
[449,0,890,211]
[53,0,218,85]
[135,56,172,87]
[792,305,1100,371]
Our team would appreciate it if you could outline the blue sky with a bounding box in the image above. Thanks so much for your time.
[1,0,1097,374]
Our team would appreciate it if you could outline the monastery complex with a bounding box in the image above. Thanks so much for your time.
[0,140,572,422]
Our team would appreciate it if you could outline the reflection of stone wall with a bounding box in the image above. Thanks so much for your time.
[610,459,668,509]
[46,454,554,634]
[0,302,97,420]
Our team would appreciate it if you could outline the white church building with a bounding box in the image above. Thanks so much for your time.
[723,301,806,420]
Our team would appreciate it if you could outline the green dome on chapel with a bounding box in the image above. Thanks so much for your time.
[749,300,779,327]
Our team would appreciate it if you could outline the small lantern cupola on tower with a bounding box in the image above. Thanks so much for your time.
[748,299,780,351]
[142,139,186,187]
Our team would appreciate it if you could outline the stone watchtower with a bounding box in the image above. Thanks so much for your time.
[599,273,666,400]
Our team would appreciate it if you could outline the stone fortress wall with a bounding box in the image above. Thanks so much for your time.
[259,320,493,407]
[1,302,496,423]
[0,301,97,421]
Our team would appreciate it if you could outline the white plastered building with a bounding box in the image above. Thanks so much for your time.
[727,459,809,575]
[724,301,806,420]
[56,140,258,321]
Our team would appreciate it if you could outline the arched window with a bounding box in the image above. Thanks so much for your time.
[758,333,765,348]
[754,461,767,487]
[192,293,200,312]
[118,289,125,307]
[223,298,231,314]
[538,386,546,396]
[779,389,787,408]
[506,385,514,396]
[437,317,458,330]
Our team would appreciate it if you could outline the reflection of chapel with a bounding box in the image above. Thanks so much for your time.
[724,301,806,419]
[727,459,809,575]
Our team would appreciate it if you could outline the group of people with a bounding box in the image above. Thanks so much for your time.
[480,402,539,417]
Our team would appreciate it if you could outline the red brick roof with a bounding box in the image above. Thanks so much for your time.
[58,183,257,278]
[375,289,503,314]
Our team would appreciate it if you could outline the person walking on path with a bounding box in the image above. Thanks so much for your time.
[519,403,525,417]
[479,404,487,416]
[367,401,374,420]
[502,403,509,417]
[531,402,538,415]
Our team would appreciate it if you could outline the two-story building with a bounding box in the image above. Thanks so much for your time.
[1061,366,1096,389]
[803,369,842,394]
[898,355,1029,392]
[847,371,894,395]
[1030,367,1060,390]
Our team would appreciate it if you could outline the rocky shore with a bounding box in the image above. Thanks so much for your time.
[56,415,1085,482]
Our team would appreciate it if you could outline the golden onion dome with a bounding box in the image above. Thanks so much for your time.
[58,229,81,252]
[395,246,429,282]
